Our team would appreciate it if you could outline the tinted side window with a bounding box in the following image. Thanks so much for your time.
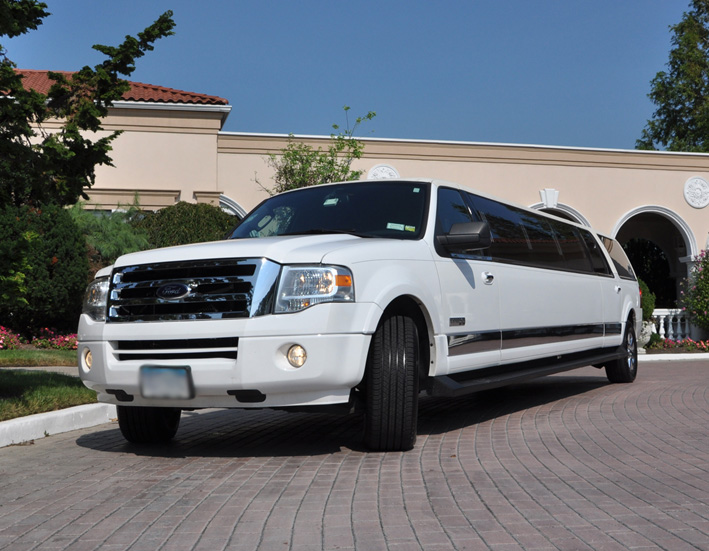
[435,188,478,257]
[601,237,637,280]
[436,188,475,235]
[580,230,611,275]
[517,210,565,269]
[467,194,532,263]
[548,220,594,273]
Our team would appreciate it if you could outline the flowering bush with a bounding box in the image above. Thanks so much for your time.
[31,328,78,350]
[646,337,709,352]
[0,326,22,350]
[680,249,709,332]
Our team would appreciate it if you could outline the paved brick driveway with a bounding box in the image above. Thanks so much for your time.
[1,362,707,551]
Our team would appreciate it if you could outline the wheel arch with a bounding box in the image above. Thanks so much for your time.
[373,295,435,386]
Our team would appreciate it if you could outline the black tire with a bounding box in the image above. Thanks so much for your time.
[364,314,419,451]
[117,406,181,444]
[606,320,638,383]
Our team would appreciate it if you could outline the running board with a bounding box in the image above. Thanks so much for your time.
[430,348,622,398]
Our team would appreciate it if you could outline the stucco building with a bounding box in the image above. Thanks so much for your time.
[19,71,709,320]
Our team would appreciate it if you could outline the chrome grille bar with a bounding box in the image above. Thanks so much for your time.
[107,258,275,322]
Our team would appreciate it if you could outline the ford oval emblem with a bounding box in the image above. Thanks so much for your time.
[156,283,191,300]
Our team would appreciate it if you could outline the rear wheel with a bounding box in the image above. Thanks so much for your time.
[364,314,419,451]
[117,406,181,444]
[606,320,638,383]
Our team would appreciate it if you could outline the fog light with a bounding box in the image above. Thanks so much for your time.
[83,348,93,370]
[287,345,307,368]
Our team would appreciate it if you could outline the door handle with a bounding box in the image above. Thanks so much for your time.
[615,286,621,294]
[483,272,494,285]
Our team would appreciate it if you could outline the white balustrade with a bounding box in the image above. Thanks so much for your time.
[652,308,691,341]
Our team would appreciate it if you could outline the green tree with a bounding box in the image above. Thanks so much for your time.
[263,106,376,194]
[637,0,709,151]
[0,204,89,335]
[680,249,709,331]
[0,1,175,206]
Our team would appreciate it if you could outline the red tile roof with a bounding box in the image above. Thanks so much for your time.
[14,69,229,105]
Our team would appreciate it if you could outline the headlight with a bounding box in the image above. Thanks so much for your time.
[275,266,354,313]
[82,277,109,321]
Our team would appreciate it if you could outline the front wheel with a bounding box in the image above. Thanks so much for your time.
[605,320,638,383]
[363,314,419,451]
[117,406,181,444]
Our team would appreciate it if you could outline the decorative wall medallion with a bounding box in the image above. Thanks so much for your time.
[684,177,709,208]
[368,164,400,180]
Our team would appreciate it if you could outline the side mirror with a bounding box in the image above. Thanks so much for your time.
[436,221,492,252]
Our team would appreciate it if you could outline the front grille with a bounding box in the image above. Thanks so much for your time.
[107,258,268,322]
[112,337,239,361]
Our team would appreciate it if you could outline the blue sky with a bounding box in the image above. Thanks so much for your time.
[6,0,689,150]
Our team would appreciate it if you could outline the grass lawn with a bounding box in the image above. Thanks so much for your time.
[0,348,76,367]
[0,369,97,422]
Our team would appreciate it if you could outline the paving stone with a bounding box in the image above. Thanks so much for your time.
[0,363,707,550]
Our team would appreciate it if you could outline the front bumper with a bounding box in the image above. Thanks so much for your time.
[78,302,381,408]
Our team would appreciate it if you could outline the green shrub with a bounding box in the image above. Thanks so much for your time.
[680,249,709,331]
[646,332,664,349]
[133,201,239,249]
[0,205,88,336]
[69,202,150,276]
[0,326,22,350]
[638,279,656,321]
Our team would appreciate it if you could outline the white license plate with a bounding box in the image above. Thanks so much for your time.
[140,366,193,399]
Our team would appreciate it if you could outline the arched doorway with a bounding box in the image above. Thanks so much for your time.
[613,208,696,308]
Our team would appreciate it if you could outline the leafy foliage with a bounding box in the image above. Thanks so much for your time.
[31,328,77,350]
[0,203,30,312]
[0,205,88,336]
[637,0,709,151]
[0,326,22,350]
[133,202,239,249]
[680,249,709,331]
[69,201,149,275]
[638,279,656,322]
[645,336,709,352]
[263,106,376,194]
[0,2,175,206]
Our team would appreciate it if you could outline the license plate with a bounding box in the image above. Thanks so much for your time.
[140,366,193,399]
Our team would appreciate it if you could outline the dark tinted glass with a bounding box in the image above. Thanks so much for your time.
[230,181,429,240]
[601,237,637,280]
[467,194,532,263]
[580,230,611,275]
[436,188,475,235]
[517,210,565,269]
[548,220,594,272]
[468,193,608,275]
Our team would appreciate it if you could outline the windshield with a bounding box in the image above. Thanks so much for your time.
[229,181,429,240]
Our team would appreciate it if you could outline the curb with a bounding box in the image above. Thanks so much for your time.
[0,403,117,449]
[639,353,709,361]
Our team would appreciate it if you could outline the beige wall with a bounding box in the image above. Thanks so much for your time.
[84,106,224,209]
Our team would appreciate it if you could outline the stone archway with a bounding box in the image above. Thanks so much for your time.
[220,194,247,218]
[613,207,696,308]
[530,189,592,226]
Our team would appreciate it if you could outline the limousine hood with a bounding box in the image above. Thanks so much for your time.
[111,234,430,269]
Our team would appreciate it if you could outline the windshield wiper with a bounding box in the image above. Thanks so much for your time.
[281,229,374,238]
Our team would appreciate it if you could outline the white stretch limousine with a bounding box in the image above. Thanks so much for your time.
[79,179,641,451]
